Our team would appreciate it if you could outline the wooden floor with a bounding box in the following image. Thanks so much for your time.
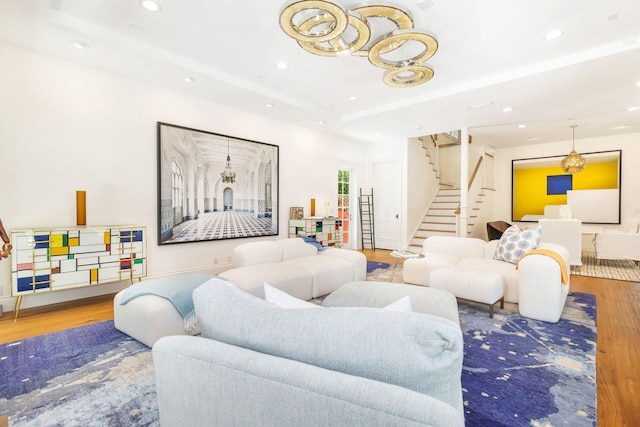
[1,249,638,426]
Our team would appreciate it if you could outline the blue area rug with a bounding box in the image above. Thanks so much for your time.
[0,321,157,426]
[0,293,596,426]
[460,292,596,426]
[366,260,391,273]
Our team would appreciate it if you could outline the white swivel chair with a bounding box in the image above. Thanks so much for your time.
[593,218,640,265]
[538,218,583,266]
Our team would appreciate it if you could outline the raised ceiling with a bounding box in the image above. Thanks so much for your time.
[0,0,639,148]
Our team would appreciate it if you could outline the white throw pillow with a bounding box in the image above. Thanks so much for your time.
[264,283,321,309]
[264,283,412,312]
[493,225,542,264]
[381,295,412,312]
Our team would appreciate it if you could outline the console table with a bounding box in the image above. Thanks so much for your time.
[288,217,343,247]
[10,225,147,319]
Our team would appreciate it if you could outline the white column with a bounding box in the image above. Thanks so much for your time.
[459,128,469,237]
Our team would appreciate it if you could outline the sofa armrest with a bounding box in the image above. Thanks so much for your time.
[153,336,464,427]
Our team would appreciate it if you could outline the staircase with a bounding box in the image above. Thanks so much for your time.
[408,187,483,251]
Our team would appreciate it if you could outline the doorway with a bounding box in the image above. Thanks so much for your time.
[372,160,402,250]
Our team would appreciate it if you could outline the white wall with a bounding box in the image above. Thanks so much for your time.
[493,132,640,226]
[0,43,367,311]
[406,137,439,242]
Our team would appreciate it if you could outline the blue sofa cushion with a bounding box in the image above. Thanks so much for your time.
[193,278,463,410]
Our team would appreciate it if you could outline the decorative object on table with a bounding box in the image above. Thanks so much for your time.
[10,225,146,320]
[511,149,620,223]
[157,122,279,245]
[278,0,438,87]
[0,292,596,427]
[289,206,304,220]
[560,125,586,173]
[0,218,12,261]
[310,198,315,216]
[76,190,86,226]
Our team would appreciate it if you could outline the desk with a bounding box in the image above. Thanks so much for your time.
[389,250,422,281]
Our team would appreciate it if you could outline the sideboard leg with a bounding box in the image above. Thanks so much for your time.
[13,295,23,322]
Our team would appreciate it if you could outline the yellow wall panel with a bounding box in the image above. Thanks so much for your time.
[104,232,111,244]
[573,161,618,190]
[68,237,79,246]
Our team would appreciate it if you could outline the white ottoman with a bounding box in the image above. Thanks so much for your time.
[430,268,504,317]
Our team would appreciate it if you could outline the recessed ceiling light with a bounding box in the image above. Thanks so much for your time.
[611,124,631,129]
[348,96,357,101]
[141,0,161,12]
[319,120,326,125]
[375,132,382,136]
[416,125,423,130]
[183,77,194,83]
[276,62,288,70]
[266,103,274,108]
[502,107,513,112]
[545,30,563,40]
[468,101,493,109]
[525,137,540,141]
[636,81,640,87]
[518,124,526,128]
[627,106,640,112]
[71,40,89,49]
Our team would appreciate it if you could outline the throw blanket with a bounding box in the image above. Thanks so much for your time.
[516,249,569,284]
[119,273,216,333]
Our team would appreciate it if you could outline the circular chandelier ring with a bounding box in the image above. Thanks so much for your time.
[383,63,434,87]
[351,4,414,57]
[298,10,371,56]
[279,0,349,43]
[368,29,438,69]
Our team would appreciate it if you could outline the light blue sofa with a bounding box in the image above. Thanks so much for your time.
[153,279,464,426]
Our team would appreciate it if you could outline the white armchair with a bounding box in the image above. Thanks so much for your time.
[593,218,640,265]
[539,218,583,266]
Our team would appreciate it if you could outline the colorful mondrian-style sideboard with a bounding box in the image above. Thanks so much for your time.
[288,217,343,247]
[10,225,146,319]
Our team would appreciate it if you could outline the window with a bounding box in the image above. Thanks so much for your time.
[171,161,183,208]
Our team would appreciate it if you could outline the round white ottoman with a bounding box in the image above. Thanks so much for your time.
[429,268,504,318]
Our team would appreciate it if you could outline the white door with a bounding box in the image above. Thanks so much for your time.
[373,160,401,250]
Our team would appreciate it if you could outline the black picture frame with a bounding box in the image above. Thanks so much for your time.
[511,150,621,224]
[157,122,279,244]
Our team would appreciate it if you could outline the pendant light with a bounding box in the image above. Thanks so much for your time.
[220,137,236,183]
[560,125,585,173]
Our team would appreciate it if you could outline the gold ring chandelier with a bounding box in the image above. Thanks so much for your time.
[278,0,438,87]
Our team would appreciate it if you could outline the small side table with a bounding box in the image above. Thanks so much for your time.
[389,250,423,281]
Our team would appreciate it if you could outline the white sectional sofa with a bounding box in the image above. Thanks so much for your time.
[219,237,367,300]
[153,279,465,426]
[403,236,571,322]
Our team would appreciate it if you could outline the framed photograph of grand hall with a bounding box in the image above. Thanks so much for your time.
[157,122,279,245]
